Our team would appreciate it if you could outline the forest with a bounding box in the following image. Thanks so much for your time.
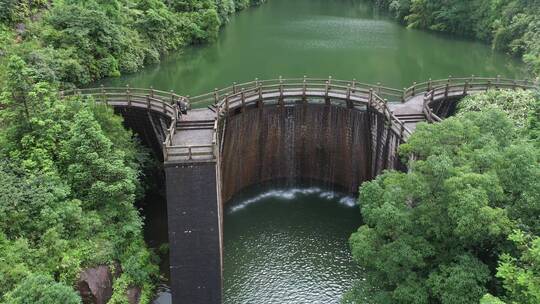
[345,89,540,304]
[0,0,538,303]
[0,0,263,303]
[372,0,540,76]
[343,3,540,303]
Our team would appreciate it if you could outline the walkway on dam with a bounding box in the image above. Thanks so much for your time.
[62,77,539,163]
[170,92,426,160]
[165,76,538,162]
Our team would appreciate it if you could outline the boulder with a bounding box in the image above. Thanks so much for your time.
[77,266,113,304]
[127,286,142,304]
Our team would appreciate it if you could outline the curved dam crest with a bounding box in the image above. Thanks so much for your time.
[220,103,402,201]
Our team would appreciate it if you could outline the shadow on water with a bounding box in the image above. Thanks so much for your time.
[138,187,172,304]
[141,180,367,304]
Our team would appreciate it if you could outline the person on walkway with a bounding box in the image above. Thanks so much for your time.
[176,98,188,118]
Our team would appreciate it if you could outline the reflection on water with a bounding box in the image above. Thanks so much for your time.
[223,185,364,304]
[99,0,525,98]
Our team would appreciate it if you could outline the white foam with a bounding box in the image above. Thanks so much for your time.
[228,187,358,213]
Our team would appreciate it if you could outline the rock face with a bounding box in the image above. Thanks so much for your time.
[77,264,143,304]
[77,266,114,304]
[127,286,142,304]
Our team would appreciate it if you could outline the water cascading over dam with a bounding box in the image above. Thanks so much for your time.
[220,103,403,202]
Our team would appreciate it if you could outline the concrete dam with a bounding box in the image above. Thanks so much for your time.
[63,76,538,304]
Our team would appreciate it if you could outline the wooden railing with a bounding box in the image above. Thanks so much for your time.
[163,119,218,162]
[61,86,186,119]
[421,77,539,122]
[62,76,539,161]
[404,76,538,101]
[203,79,413,139]
[189,76,405,105]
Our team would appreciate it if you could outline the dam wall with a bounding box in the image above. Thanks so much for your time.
[220,103,403,202]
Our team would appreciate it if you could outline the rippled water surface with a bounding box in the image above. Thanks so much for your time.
[223,186,362,304]
[100,0,525,97]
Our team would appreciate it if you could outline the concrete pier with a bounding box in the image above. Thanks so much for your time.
[165,161,222,304]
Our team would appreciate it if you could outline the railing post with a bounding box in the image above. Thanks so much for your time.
[368,89,373,109]
[328,75,332,85]
[225,94,230,113]
[463,81,469,95]
[150,86,155,98]
[258,83,263,107]
[487,80,492,91]
[241,88,246,111]
[448,75,452,84]
[303,75,307,103]
[233,82,237,94]
[163,143,168,162]
[100,85,105,103]
[428,78,432,91]
[400,121,405,138]
[146,94,151,109]
[188,147,193,160]
[214,88,219,104]
[126,85,131,107]
[412,81,417,96]
[444,83,449,98]
[377,82,381,95]
[278,76,284,105]
[325,81,330,105]
[216,101,222,117]
[352,78,356,92]
[103,88,108,106]
[346,84,352,108]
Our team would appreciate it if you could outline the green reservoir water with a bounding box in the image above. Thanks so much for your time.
[131,0,527,302]
[100,0,525,97]
[222,187,361,304]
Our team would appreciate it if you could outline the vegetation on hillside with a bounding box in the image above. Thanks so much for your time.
[0,0,264,303]
[371,0,540,77]
[0,0,264,88]
[345,89,540,304]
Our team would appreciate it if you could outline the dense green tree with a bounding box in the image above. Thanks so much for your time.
[0,0,264,87]
[458,89,537,129]
[348,109,539,303]
[0,57,158,302]
[371,0,540,77]
[481,231,540,304]
[0,0,264,301]
[2,274,81,304]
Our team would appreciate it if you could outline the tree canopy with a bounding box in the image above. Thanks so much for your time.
[0,1,264,302]
[347,89,540,304]
[372,0,540,76]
